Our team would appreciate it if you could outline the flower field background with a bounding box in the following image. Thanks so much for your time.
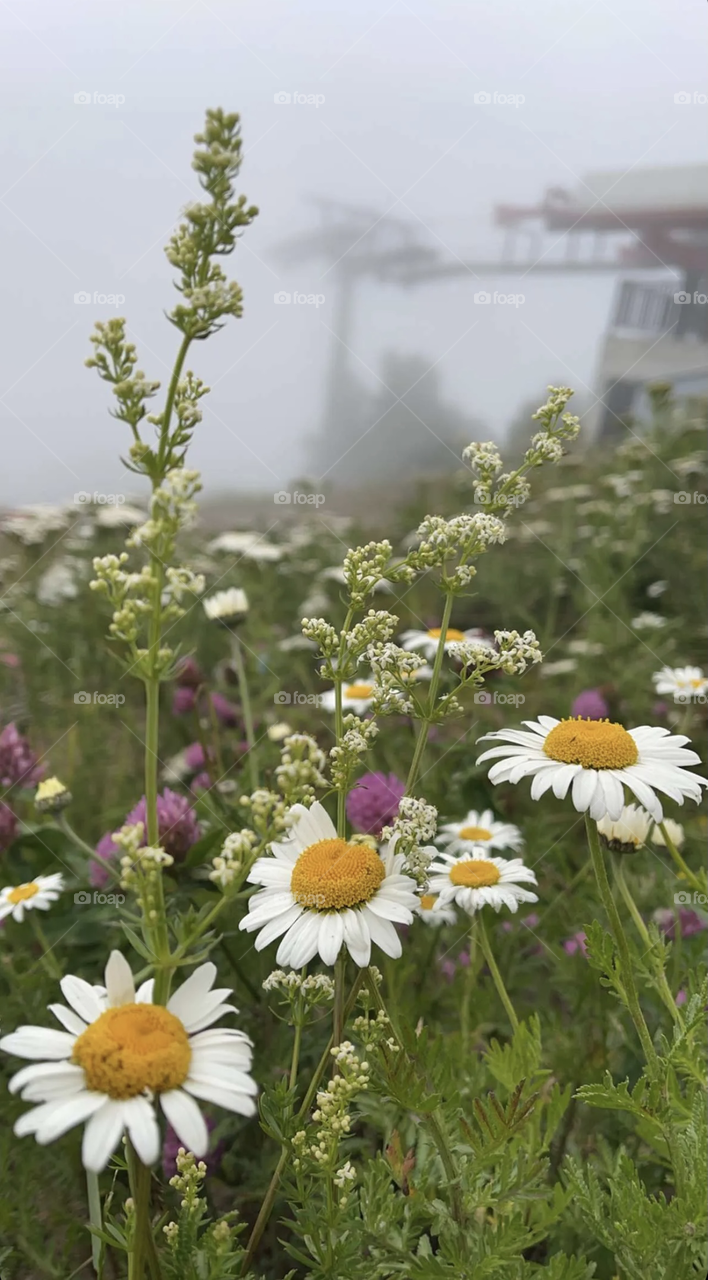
[0,111,706,1280]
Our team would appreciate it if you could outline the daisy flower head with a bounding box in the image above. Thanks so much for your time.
[400,626,493,661]
[596,804,652,853]
[319,677,377,716]
[239,801,419,968]
[0,872,64,924]
[651,817,685,849]
[417,893,457,926]
[0,951,257,1173]
[437,809,523,855]
[203,587,249,624]
[427,847,538,918]
[652,666,708,703]
[477,715,707,823]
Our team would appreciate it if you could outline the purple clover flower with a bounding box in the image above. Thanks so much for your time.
[570,689,609,720]
[346,771,406,836]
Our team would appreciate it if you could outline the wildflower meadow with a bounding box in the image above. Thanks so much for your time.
[0,110,706,1280]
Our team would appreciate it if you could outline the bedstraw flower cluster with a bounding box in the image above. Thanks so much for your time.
[329,719,379,793]
[292,1042,370,1172]
[353,1007,399,1055]
[525,386,580,467]
[262,969,335,1020]
[169,1148,207,1210]
[367,642,429,715]
[275,733,328,805]
[238,788,289,840]
[342,540,414,606]
[209,828,257,888]
[382,798,438,887]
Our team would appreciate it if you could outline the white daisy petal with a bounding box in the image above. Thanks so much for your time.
[123,1095,160,1167]
[104,951,136,1007]
[160,1089,209,1157]
[318,913,345,966]
[0,1027,75,1060]
[48,1003,88,1036]
[60,976,105,1026]
[82,1100,127,1173]
[36,1092,106,1145]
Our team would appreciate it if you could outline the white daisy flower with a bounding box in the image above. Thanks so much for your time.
[477,715,707,823]
[242,543,282,563]
[651,818,685,849]
[596,804,652,852]
[203,587,249,623]
[207,531,260,554]
[319,678,377,716]
[239,801,419,968]
[400,626,493,661]
[437,809,523,855]
[0,952,257,1173]
[652,666,708,703]
[417,893,457,926]
[0,873,64,924]
[427,847,538,917]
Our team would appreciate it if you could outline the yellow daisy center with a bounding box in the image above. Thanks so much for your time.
[420,894,436,911]
[458,825,493,842]
[345,683,374,699]
[7,882,40,904]
[427,627,465,640]
[689,677,704,689]
[543,718,638,770]
[291,838,385,911]
[72,1004,191,1100]
[450,860,501,888]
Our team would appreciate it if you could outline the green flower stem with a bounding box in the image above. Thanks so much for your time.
[155,334,191,472]
[405,588,454,795]
[334,605,355,838]
[29,914,62,980]
[585,815,660,1076]
[57,815,123,886]
[476,913,519,1033]
[240,968,366,1276]
[613,858,681,1025]
[333,951,346,1053]
[460,917,478,1050]
[364,967,464,1226]
[659,822,706,895]
[86,1169,102,1275]
[231,633,259,793]
[126,1142,163,1280]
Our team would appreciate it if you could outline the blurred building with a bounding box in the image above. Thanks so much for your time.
[496,165,708,437]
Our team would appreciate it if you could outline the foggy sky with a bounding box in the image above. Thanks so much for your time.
[1,0,705,504]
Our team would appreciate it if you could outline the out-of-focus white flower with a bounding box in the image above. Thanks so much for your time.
[203,588,249,623]
[631,612,667,631]
[597,804,652,851]
[652,666,708,702]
